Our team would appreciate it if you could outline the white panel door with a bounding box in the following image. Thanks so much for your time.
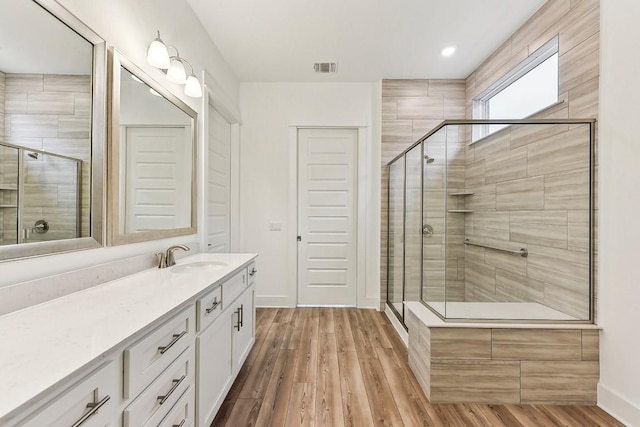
[297,128,357,306]
[124,126,190,233]
[207,108,231,252]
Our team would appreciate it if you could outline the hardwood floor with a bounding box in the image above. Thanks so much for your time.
[212,308,624,427]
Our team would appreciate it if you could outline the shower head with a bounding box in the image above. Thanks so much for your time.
[27,152,38,159]
[424,155,435,164]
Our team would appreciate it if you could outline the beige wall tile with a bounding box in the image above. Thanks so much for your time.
[520,361,598,403]
[381,98,397,120]
[511,0,571,54]
[43,75,91,93]
[382,79,428,97]
[527,126,590,177]
[510,211,568,249]
[492,329,582,360]
[544,167,589,210]
[431,328,491,359]
[27,92,75,115]
[495,269,545,302]
[5,74,43,92]
[428,80,466,99]
[470,211,510,241]
[485,147,527,184]
[5,92,27,114]
[568,77,599,118]
[568,210,590,252]
[559,32,599,94]
[431,360,520,403]
[496,176,544,210]
[9,114,58,138]
[73,93,92,117]
[397,97,444,120]
[510,123,570,150]
[382,120,412,142]
[581,330,599,361]
[58,116,91,138]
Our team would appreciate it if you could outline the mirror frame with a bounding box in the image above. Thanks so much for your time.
[0,0,106,262]
[107,48,198,246]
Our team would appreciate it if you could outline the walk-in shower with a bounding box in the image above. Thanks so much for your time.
[0,142,82,246]
[386,119,595,324]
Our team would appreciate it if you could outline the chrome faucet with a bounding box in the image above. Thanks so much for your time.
[157,245,190,268]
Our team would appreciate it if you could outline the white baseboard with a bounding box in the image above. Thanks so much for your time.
[255,295,293,307]
[598,383,640,427]
[256,296,380,309]
[359,296,380,309]
[384,303,408,347]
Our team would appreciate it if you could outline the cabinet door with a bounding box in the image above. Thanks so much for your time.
[196,312,233,427]
[232,285,255,373]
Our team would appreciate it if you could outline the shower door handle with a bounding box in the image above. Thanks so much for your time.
[422,224,434,237]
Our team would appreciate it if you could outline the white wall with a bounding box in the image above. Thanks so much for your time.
[598,1,640,425]
[239,82,381,308]
[0,0,239,288]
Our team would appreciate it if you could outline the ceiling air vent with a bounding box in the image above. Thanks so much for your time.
[313,62,338,73]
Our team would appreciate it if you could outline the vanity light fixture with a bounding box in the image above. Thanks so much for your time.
[441,46,456,57]
[146,30,202,98]
[147,31,171,69]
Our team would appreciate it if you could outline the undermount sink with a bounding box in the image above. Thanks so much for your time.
[171,261,228,274]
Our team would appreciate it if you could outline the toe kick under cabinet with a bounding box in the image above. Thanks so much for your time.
[4,257,257,427]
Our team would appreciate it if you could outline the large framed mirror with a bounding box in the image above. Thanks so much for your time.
[107,49,197,245]
[0,0,106,261]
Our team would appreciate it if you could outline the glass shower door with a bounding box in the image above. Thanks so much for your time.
[404,144,423,310]
[387,160,405,319]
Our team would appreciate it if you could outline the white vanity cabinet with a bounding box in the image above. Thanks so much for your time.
[0,254,257,427]
[21,362,117,427]
[231,284,255,373]
[196,267,256,427]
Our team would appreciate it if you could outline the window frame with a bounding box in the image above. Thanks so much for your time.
[472,36,560,141]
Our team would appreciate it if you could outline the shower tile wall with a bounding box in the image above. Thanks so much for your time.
[381,80,466,308]
[463,0,599,319]
[1,73,91,244]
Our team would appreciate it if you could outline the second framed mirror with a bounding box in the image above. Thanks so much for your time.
[107,48,197,245]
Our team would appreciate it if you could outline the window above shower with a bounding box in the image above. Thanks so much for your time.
[472,36,560,141]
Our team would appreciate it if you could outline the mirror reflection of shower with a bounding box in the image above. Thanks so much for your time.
[0,143,82,246]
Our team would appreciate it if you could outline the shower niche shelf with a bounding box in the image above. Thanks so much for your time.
[448,191,475,196]
[448,209,474,213]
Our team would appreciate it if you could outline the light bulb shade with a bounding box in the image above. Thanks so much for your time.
[184,75,202,98]
[167,58,187,84]
[147,39,170,69]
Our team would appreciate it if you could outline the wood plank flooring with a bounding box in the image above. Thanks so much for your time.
[212,308,624,427]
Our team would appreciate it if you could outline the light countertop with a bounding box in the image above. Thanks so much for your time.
[0,252,257,421]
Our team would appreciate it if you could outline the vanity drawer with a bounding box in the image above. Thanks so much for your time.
[248,261,258,286]
[159,384,195,427]
[124,346,195,427]
[124,306,195,399]
[196,285,222,332]
[22,362,117,427]
[222,269,247,307]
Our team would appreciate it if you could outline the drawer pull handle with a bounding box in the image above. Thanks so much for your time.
[158,331,187,354]
[249,268,257,277]
[157,375,186,405]
[70,395,111,427]
[235,309,241,331]
[240,304,244,327]
[173,420,186,427]
[205,298,221,314]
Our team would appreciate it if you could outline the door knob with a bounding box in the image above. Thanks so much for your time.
[422,224,434,237]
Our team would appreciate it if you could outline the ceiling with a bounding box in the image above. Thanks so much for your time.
[0,0,92,75]
[187,0,547,82]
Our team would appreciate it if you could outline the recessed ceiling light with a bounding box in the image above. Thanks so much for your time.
[441,46,456,57]
[149,88,162,97]
[131,74,144,83]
